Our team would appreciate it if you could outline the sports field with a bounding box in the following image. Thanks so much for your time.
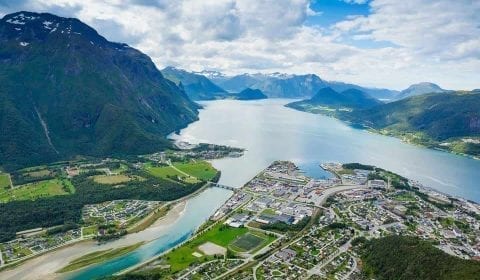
[163,223,248,272]
[229,233,266,252]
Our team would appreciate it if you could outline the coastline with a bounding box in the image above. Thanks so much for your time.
[285,105,480,161]
[0,199,188,280]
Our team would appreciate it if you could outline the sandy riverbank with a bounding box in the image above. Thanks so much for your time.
[0,201,187,280]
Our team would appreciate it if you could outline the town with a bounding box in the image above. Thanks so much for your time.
[128,160,480,280]
[0,143,242,268]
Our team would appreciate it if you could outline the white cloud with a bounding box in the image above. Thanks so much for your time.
[340,0,369,4]
[0,0,479,90]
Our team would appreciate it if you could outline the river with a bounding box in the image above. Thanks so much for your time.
[9,99,480,279]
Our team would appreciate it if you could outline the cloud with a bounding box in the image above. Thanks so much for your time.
[340,0,369,4]
[0,0,479,90]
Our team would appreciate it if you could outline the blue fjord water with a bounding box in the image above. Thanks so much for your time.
[69,99,480,279]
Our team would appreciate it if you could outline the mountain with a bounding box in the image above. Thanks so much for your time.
[340,91,480,156]
[286,87,382,112]
[209,71,399,100]
[326,81,399,100]
[398,82,448,99]
[0,11,199,169]
[235,88,267,100]
[161,66,227,100]
[211,73,328,98]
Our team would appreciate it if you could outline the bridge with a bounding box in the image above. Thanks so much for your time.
[209,183,238,192]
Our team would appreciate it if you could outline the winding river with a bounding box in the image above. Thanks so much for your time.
[4,99,479,280]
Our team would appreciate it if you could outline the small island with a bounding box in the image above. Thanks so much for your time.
[234,88,268,100]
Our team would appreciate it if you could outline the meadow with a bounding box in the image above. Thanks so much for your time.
[0,179,74,203]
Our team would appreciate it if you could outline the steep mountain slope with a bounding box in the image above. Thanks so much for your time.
[286,87,382,112]
[0,12,199,169]
[161,66,227,100]
[397,82,448,99]
[235,88,267,100]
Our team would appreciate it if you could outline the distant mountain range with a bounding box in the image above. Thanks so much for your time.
[286,87,382,112]
[161,66,228,100]
[169,68,456,101]
[0,12,199,169]
[397,82,449,99]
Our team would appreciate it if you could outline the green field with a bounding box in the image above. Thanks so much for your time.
[0,173,11,190]
[25,169,51,178]
[163,223,248,272]
[145,161,217,183]
[146,164,186,179]
[173,161,217,181]
[82,225,98,236]
[0,179,74,203]
[92,174,133,185]
[57,242,144,273]
[229,233,266,252]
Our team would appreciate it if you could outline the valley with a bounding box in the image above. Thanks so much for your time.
[0,143,242,271]
[0,5,479,280]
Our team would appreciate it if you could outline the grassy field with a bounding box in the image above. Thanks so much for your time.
[173,161,217,181]
[82,225,98,236]
[229,233,266,252]
[146,164,186,179]
[145,161,217,183]
[92,174,133,185]
[0,179,74,203]
[24,169,51,178]
[57,242,144,273]
[163,223,248,272]
[0,173,11,190]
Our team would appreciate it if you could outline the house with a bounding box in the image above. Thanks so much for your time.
[276,248,297,261]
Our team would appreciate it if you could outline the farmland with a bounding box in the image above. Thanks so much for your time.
[145,160,218,183]
[0,173,12,190]
[92,174,134,185]
[173,161,217,181]
[0,179,74,203]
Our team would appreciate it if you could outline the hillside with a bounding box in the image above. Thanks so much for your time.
[361,236,480,280]
[161,66,227,100]
[235,88,267,100]
[341,91,480,156]
[0,12,199,169]
[286,87,382,113]
[397,82,448,99]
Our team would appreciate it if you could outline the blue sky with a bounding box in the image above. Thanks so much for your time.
[0,0,479,90]
[306,0,370,27]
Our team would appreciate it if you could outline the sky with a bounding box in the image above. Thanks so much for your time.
[0,0,479,90]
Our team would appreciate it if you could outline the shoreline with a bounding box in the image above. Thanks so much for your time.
[286,105,480,161]
[0,198,189,280]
